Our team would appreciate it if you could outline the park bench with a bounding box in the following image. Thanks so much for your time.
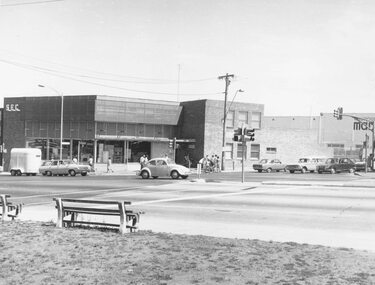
[53,198,144,234]
[0,194,23,221]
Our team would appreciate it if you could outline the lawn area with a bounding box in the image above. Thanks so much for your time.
[1,221,375,284]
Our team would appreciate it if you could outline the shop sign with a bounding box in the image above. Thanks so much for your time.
[5,104,21,112]
[353,121,374,131]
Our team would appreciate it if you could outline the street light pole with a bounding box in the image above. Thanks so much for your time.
[38,84,63,160]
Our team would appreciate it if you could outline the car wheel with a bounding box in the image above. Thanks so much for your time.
[69,170,76,176]
[10,170,17,176]
[46,171,52,176]
[32,173,37,176]
[301,168,307,174]
[349,168,354,173]
[289,170,295,174]
[266,168,272,173]
[318,171,323,174]
[16,170,22,176]
[257,170,262,173]
[141,171,150,179]
[330,168,336,174]
[171,170,180,179]
[181,175,188,179]
[81,172,87,176]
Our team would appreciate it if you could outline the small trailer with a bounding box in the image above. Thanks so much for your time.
[9,148,42,176]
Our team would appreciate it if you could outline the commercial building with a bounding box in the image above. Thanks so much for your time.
[1,95,264,171]
[256,113,375,164]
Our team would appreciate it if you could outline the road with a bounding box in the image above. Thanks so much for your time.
[2,172,375,251]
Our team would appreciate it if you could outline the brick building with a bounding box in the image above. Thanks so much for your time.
[1,96,264,171]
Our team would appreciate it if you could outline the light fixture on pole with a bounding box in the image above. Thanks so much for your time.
[38,84,64,160]
[226,89,244,117]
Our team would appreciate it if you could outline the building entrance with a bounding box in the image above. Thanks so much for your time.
[129,141,151,163]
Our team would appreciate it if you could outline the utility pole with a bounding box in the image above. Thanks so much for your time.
[218,73,234,171]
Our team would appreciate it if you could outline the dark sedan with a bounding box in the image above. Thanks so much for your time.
[317,158,356,174]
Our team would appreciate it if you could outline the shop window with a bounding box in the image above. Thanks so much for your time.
[226,111,234,128]
[225,143,233,159]
[250,144,260,160]
[251,112,261,129]
[236,143,247,159]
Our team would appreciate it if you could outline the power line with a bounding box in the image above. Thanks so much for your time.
[0,49,217,83]
[0,58,222,97]
[0,0,63,6]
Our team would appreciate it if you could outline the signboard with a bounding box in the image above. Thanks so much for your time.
[353,121,374,131]
[5,104,21,112]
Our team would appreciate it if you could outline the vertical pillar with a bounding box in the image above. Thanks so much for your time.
[94,140,97,164]
[54,198,63,228]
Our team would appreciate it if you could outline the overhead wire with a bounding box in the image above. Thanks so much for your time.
[0,58,222,96]
[0,0,64,6]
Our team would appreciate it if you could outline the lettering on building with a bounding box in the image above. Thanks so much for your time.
[5,104,21,112]
[353,121,374,131]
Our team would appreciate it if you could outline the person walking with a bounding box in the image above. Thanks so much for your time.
[88,156,94,172]
[107,157,113,173]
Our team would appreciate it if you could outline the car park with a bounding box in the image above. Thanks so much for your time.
[39,160,90,176]
[286,157,326,173]
[317,158,356,174]
[252,159,286,173]
[137,157,191,179]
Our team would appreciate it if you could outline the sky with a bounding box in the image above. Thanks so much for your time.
[0,0,375,115]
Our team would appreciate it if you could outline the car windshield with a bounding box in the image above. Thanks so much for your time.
[298,158,309,163]
[41,161,52,166]
[325,158,336,164]
[259,159,268,164]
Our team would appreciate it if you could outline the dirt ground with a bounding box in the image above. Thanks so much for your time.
[1,221,375,285]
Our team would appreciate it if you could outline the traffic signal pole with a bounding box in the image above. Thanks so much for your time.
[334,107,374,170]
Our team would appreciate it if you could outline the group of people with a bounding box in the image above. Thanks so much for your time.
[199,154,221,173]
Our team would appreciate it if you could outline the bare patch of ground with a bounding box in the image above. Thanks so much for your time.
[1,221,375,284]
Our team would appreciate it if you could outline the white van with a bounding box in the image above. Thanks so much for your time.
[9,148,42,176]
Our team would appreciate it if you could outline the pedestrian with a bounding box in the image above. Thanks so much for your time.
[215,155,221,172]
[88,156,94,172]
[72,156,78,164]
[107,157,113,173]
[140,155,145,169]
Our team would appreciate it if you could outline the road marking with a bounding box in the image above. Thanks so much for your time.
[132,187,260,205]
[10,187,143,200]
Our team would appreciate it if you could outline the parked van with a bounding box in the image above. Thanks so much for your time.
[9,148,42,176]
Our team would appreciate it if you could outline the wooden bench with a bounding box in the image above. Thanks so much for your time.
[53,198,143,234]
[0,194,23,221]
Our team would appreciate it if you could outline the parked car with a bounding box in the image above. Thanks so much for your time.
[317,158,356,174]
[286,157,326,173]
[39,160,90,176]
[352,159,366,172]
[252,159,286,173]
[137,158,191,179]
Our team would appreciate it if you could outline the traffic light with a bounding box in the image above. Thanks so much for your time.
[338,107,343,120]
[333,109,338,118]
[244,128,255,141]
[233,127,243,142]
[333,107,343,120]
[169,139,173,148]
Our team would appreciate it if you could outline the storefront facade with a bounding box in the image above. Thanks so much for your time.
[2,95,182,170]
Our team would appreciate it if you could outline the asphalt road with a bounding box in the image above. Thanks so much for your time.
[2,172,375,251]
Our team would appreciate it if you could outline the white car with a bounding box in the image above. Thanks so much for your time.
[138,158,191,179]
